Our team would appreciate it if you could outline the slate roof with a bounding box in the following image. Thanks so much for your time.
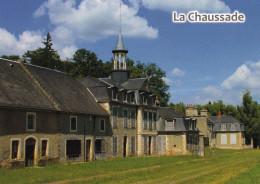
[88,87,109,102]
[207,115,244,131]
[0,59,55,110]
[207,115,240,124]
[159,107,185,119]
[0,59,108,116]
[79,77,108,88]
[99,78,124,89]
[122,78,148,91]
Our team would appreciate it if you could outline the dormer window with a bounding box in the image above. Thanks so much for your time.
[143,95,147,105]
[123,91,127,102]
[130,93,135,104]
[112,88,118,100]
[221,124,226,131]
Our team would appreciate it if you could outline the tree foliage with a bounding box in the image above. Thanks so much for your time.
[237,91,260,145]
[23,33,62,70]
[1,55,20,61]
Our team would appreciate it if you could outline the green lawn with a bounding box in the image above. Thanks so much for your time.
[0,149,259,184]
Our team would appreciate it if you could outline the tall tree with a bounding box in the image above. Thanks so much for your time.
[23,33,61,70]
[237,91,260,146]
[70,49,103,78]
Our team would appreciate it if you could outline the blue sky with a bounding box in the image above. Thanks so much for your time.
[1,0,260,105]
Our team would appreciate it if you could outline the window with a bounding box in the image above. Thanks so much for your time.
[112,107,118,129]
[66,140,81,159]
[26,112,36,131]
[165,119,175,130]
[123,91,127,102]
[131,110,136,128]
[231,124,236,131]
[100,119,105,132]
[230,134,236,144]
[112,136,117,156]
[221,134,227,144]
[70,116,77,132]
[112,88,118,100]
[41,140,48,157]
[11,140,19,159]
[153,136,156,153]
[143,136,147,154]
[95,139,106,154]
[131,136,135,155]
[123,109,128,128]
[149,112,152,130]
[130,93,135,103]
[189,121,192,130]
[143,95,147,105]
[153,112,157,130]
[194,120,197,130]
[143,111,147,130]
[221,124,226,131]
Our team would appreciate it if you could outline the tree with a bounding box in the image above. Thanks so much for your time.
[23,33,61,70]
[70,49,103,78]
[1,55,20,61]
[237,91,260,146]
[169,102,185,113]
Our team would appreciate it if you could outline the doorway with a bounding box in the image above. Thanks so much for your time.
[123,136,127,157]
[148,136,152,155]
[86,140,91,161]
[25,138,36,167]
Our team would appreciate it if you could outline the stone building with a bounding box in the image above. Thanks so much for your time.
[185,105,245,149]
[158,107,203,155]
[0,58,109,167]
[79,32,159,157]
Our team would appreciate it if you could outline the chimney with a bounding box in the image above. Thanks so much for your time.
[200,108,208,117]
[218,110,221,118]
[185,104,198,116]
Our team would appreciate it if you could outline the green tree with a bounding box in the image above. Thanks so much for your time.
[237,91,260,146]
[70,49,103,78]
[169,102,185,113]
[23,33,61,70]
[1,55,20,61]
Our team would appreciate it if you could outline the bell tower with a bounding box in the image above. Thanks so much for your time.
[111,1,130,84]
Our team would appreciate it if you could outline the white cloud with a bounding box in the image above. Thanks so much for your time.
[61,45,78,59]
[139,0,231,13]
[171,68,185,77]
[163,77,173,85]
[34,0,158,42]
[203,85,222,97]
[0,28,43,56]
[221,63,260,90]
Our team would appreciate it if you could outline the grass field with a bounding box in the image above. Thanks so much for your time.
[0,148,259,184]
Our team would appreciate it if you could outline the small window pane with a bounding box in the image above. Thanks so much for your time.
[71,117,77,131]
[100,119,105,131]
[42,140,47,156]
[11,141,19,159]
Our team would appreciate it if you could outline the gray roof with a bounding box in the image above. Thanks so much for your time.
[0,59,55,110]
[99,78,124,89]
[207,115,244,131]
[159,107,185,119]
[112,32,128,53]
[0,59,108,116]
[207,115,240,124]
[122,78,148,91]
[88,87,109,102]
[158,118,187,132]
[79,77,108,88]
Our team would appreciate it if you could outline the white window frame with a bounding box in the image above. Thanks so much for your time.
[230,134,236,144]
[26,112,36,131]
[100,118,105,132]
[123,91,127,102]
[221,124,226,131]
[70,115,77,132]
[221,134,227,144]
[10,138,21,159]
[112,88,118,101]
[40,138,49,157]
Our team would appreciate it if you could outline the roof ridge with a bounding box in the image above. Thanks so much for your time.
[19,62,61,111]
[26,63,68,75]
[0,58,20,64]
